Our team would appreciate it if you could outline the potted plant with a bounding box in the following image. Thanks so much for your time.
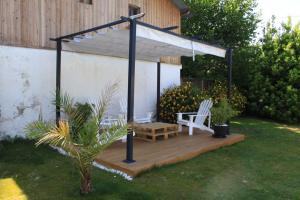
[211,99,237,138]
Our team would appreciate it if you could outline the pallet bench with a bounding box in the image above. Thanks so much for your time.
[134,122,178,142]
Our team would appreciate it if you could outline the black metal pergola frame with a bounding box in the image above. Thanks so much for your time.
[51,16,233,164]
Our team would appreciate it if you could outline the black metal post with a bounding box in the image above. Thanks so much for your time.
[124,19,137,163]
[227,48,233,100]
[156,62,161,122]
[56,40,62,126]
[226,48,233,135]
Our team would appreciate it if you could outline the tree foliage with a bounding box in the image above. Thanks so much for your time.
[248,18,300,122]
[182,0,259,47]
[181,0,260,82]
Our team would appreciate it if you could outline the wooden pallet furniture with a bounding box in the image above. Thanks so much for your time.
[134,122,178,142]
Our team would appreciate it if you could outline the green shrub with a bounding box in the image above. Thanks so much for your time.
[248,18,300,123]
[160,82,208,123]
[208,81,247,114]
[159,82,246,123]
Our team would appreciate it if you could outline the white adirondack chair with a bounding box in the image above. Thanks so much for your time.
[119,98,153,124]
[177,99,214,136]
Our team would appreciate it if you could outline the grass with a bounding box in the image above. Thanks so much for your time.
[0,117,300,200]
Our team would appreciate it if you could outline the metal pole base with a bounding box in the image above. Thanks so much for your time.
[123,159,136,164]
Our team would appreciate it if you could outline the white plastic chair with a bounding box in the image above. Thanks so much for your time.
[100,115,129,143]
[177,99,214,136]
[119,98,153,123]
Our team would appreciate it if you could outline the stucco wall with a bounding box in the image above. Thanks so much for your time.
[0,45,181,139]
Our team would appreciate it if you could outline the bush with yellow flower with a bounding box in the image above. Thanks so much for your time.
[208,81,247,114]
[159,82,208,123]
[159,81,247,123]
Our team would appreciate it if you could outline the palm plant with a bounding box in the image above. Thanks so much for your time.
[25,83,128,194]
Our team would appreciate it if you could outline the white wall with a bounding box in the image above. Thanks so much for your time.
[0,45,181,139]
[160,63,181,93]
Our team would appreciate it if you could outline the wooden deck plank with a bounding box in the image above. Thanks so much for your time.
[95,128,245,177]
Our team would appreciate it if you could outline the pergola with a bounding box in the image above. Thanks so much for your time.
[51,15,232,164]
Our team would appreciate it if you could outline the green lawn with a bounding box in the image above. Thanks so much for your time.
[1,117,300,200]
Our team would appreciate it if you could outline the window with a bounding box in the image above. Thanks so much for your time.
[79,0,92,5]
[128,4,141,16]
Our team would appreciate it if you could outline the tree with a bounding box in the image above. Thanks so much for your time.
[181,0,260,83]
[25,84,128,194]
[248,18,300,122]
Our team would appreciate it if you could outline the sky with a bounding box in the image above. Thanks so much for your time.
[258,0,300,29]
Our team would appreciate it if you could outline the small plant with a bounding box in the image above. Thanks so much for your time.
[25,83,127,194]
[211,99,238,125]
[211,99,237,138]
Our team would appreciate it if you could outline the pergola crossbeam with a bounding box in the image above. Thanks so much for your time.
[50,19,128,41]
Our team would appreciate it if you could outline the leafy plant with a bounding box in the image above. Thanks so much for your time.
[25,83,128,194]
[67,102,93,142]
[159,81,246,123]
[160,82,209,123]
[248,18,300,123]
[211,99,238,125]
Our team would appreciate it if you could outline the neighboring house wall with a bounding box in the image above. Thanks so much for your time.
[0,45,181,139]
[0,0,181,64]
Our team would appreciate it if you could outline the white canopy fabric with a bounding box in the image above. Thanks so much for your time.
[62,24,226,62]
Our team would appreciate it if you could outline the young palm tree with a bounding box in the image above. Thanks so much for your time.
[25,83,128,194]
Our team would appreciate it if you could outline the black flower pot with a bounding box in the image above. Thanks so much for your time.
[213,124,228,138]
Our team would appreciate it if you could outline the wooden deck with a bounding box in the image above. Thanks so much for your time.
[95,128,245,177]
